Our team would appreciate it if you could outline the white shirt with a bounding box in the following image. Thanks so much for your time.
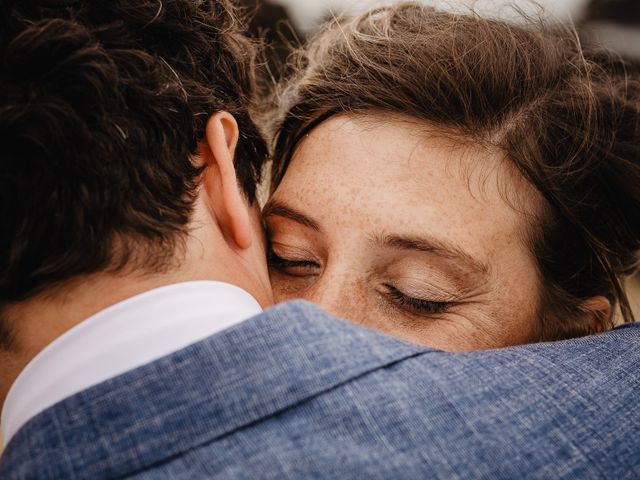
[1,281,262,445]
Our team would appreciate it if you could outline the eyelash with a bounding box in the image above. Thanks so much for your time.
[267,249,319,275]
[384,284,452,315]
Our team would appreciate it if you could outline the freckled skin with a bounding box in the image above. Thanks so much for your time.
[267,114,544,351]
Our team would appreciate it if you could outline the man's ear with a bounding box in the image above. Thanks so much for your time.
[199,111,252,250]
[578,296,612,334]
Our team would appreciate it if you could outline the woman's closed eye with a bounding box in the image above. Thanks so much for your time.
[267,247,321,277]
[382,284,453,316]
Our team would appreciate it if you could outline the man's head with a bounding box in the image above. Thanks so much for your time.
[0,1,271,357]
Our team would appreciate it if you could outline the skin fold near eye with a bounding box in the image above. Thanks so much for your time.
[381,284,453,315]
[268,249,319,276]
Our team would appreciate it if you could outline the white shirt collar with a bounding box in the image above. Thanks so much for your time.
[1,280,262,445]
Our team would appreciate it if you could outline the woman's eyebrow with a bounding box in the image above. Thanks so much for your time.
[376,233,490,278]
[262,199,322,232]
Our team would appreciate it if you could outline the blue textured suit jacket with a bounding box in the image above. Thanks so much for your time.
[1,301,638,479]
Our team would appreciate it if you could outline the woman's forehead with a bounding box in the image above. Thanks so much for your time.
[272,115,542,264]
[285,114,542,219]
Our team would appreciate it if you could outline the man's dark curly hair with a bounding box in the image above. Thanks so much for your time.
[0,0,268,310]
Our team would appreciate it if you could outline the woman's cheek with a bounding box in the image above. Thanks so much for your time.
[269,271,314,301]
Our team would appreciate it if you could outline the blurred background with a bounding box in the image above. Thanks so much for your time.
[239,0,640,75]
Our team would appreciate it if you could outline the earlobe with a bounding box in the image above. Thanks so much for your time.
[579,296,612,334]
[200,112,253,250]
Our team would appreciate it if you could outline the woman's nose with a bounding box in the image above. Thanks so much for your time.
[306,275,364,322]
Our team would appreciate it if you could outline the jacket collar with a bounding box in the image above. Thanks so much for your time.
[0,301,429,478]
[1,280,262,444]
